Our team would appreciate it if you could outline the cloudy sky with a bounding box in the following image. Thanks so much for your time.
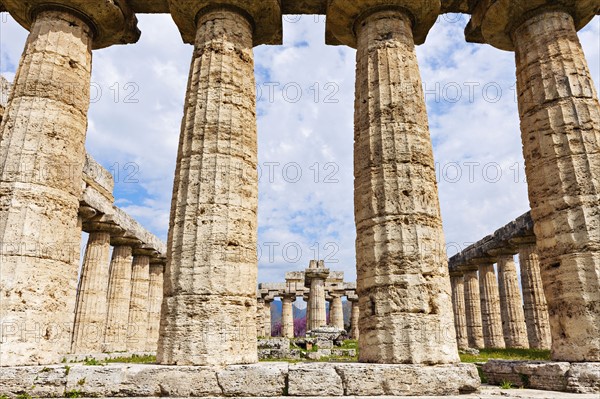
[1,12,598,285]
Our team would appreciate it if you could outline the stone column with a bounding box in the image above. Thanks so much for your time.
[518,243,552,350]
[330,294,344,330]
[263,299,273,338]
[158,1,282,365]
[450,274,469,350]
[256,298,265,337]
[303,293,311,333]
[464,270,484,349]
[335,3,458,363]
[281,294,295,338]
[306,268,329,331]
[467,0,599,362]
[145,261,165,353]
[71,227,112,354]
[349,297,360,340]
[478,263,505,349]
[127,254,150,352]
[103,243,135,353]
[0,1,138,366]
[497,255,529,349]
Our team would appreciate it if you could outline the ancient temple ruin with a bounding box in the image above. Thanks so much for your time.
[0,0,598,397]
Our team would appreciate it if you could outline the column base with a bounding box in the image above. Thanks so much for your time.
[482,360,600,394]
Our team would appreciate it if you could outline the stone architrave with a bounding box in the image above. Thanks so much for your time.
[478,264,505,349]
[450,274,469,350]
[281,294,295,338]
[497,255,529,349]
[127,254,151,352]
[0,1,138,366]
[145,261,165,352]
[464,270,484,349]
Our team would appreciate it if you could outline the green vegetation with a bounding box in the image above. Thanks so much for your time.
[64,389,82,398]
[105,354,156,364]
[76,378,86,386]
[338,340,358,349]
[64,366,71,376]
[83,357,104,366]
[459,348,551,363]
[1,394,10,399]
[40,367,52,373]
[16,393,31,399]
[500,381,514,389]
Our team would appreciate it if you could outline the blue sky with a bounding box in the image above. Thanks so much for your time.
[1,13,599,285]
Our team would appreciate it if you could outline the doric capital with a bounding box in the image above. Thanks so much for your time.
[326,0,441,48]
[466,0,599,51]
[304,268,330,287]
[168,0,282,46]
[2,0,140,49]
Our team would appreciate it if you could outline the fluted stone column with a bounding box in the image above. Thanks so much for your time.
[158,1,281,365]
[467,0,599,362]
[518,243,552,350]
[349,297,360,340]
[127,254,150,352]
[256,298,266,337]
[145,262,164,353]
[464,270,484,349]
[497,255,529,349]
[263,299,273,338]
[71,228,112,353]
[303,293,311,334]
[336,3,458,363]
[306,269,328,331]
[450,275,469,350]
[478,264,505,349]
[0,1,138,365]
[103,244,135,352]
[281,294,295,338]
[330,294,344,330]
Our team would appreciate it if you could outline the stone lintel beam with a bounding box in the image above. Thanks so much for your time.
[168,0,282,46]
[325,0,441,47]
[2,0,141,49]
[83,154,114,203]
[465,0,599,51]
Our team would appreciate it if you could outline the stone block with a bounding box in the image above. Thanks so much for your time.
[216,363,287,396]
[288,363,343,396]
[0,366,67,398]
[567,363,600,394]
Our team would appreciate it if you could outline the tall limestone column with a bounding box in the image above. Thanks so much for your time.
[348,295,360,340]
[145,261,165,353]
[464,270,484,349]
[497,254,529,349]
[157,1,281,366]
[330,293,345,330]
[305,267,329,331]
[327,0,459,364]
[263,299,273,338]
[0,0,139,366]
[281,294,295,338]
[467,0,599,362]
[478,263,505,349]
[103,243,136,353]
[256,298,266,337]
[517,242,552,350]
[127,254,151,352]
[303,293,311,333]
[71,226,113,354]
[450,274,469,350]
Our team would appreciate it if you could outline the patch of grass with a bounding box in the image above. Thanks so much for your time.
[260,358,303,364]
[1,394,10,399]
[338,340,358,349]
[40,367,51,373]
[475,365,487,384]
[83,357,104,366]
[64,389,82,398]
[64,366,71,376]
[105,354,156,364]
[460,348,551,363]
[500,380,514,389]
[16,393,31,399]
[76,378,86,386]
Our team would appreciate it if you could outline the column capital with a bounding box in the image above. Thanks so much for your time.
[326,0,441,48]
[466,0,599,51]
[83,221,124,235]
[2,0,140,49]
[168,0,282,46]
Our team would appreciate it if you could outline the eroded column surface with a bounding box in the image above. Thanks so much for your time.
[497,255,529,349]
[0,10,92,366]
[354,9,458,364]
[281,295,295,338]
[479,264,505,349]
[157,9,259,365]
[71,229,112,354]
[330,294,344,330]
[103,245,134,353]
[145,262,164,352]
[464,270,484,349]
[513,10,600,361]
[127,255,150,352]
[303,294,311,333]
[256,298,266,337]
[450,275,469,350]
[263,300,273,338]
[349,298,359,340]
[307,272,328,331]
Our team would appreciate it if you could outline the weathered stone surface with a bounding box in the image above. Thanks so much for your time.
[0,366,67,398]
[216,364,287,396]
[281,294,295,338]
[464,271,484,349]
[567,363,600,394]
[306,267,329,331]
[348,298,359,340]
[0,9,92,366]
[127,255,150,352]
[497,255,529,349]
[157,8,259,366]
[513,9,600,362]
[103,245,134,352]
[450,275,469,350]
[353,9,459,365]
[330,294,344,330]
[264,300,273,338]
[288,363,343,396]
[71,230,112,354]
[145,263,164,352]
[478,264,505,349]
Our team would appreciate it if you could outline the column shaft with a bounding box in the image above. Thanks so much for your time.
[513,10,600,361]
[157,9,259,365]
[309,279,327,330]
[354,9,458,364]
[331,295,344,330]
[349,300,360,340]
[127,255,150,352]
[478,264,505,349]
[450,276,469,350]
[263,301,272,338]
[0,10,92,366]
[519,244,552,350]
[464,271,484,349]
[145,263,164,352]
[304,295,311,333]
[71,231,111,353]
[497,255,529,349]
[281,296,294,338]
[256,299,265,337]
[103,245,133,352]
